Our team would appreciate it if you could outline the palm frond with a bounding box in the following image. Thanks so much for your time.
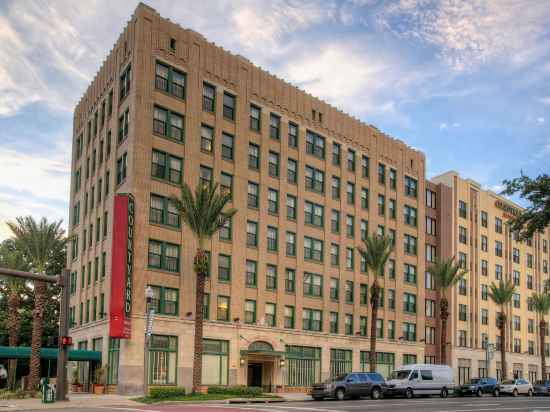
[356,234,394,277]
[427,257,468,293]
[532,292,550,315]
[488,280,516,306]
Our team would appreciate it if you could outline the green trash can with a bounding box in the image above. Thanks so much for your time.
[40,378,56,403]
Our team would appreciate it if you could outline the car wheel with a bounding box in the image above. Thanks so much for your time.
[405,388,414,399]
[476,388,482,397]
[528,389,533,397]
[513,388,519,397]
[312,396,323,401]
[440,388,448,398]
[493,388,500,397]
[336,388,345,401]
[371,387,381,400]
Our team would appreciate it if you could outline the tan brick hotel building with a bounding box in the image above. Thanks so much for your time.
[66,3,550,394]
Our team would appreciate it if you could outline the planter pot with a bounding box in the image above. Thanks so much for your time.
[93,384,105,395]
[197,386,208,394]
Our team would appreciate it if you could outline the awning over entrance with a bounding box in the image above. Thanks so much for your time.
[0,346,102,362]
[241,341,285,357]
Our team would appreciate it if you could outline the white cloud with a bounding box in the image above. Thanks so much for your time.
[536,117,545,124]
[439,122,448,130]
[379,0,550,71]
[537,96,550,105]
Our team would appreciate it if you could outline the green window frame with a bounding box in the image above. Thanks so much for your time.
[302,308,322,331]
[330,349,352,377]
[266,264,277,290]
[148,335,178,385]
[360,283,368,305]
[100,293,105,319]
[149,285,179,316]
[217,295,230,321]
[151,149,183,185]
[218,254,231,282]
[286,345,321,387]
[245,300,256,324]
[148,239,180,272]
[153,105,184,142]
[305,130,325,159]
[203,293,210,320]
[155,61,186,99]
[284,305,295,329]
[360,352,395,379]
[285,268,295,293]
[202,339,229,385]
[329,312,338,334]
[119,64,131,100]
[246,260,257,287]
[107,338,120,384]
[92,297,97,321]
[303,272,323,297]
[265,302,276,327]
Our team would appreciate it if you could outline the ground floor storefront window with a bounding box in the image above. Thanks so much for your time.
[107,338,120,384]
[202,339,229,385]
[330,349,352,377]
[286,345,321,387]
[148,335,177,385]
[360,352,395,378]
[458,367,470,385]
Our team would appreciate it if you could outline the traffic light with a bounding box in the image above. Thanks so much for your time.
[61,336,73,346]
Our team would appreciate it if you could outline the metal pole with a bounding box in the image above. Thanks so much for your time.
[56,269,71,401]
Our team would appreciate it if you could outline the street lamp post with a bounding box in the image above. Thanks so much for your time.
[143,286,154,396]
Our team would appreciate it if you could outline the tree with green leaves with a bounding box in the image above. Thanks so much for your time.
[170,181,236,392]
[426,257,468,365]
[6,217,65,390]
[489,280,516,381]
[532,293,550,380]
[0,240,29,390]
[356,235,394,372]
[501,173,550,240]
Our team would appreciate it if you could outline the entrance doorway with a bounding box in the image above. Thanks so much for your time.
[248,363,263,387]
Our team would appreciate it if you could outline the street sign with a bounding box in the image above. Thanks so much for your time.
[487,344,496,352]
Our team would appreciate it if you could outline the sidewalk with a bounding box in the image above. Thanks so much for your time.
[0,393,140,411]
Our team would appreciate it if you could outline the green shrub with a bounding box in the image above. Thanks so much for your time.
[148,387,186,399]
[207,385,262,396]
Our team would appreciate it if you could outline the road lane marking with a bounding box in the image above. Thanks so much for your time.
[436,407,550,412]
[97,408,161,412]
[245,407,345,412]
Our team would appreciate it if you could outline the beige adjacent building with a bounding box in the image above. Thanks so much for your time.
[430,172,550,383]
[66,3,549,395]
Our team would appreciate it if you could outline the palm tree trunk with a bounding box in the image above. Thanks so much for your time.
[369,282,380,372]
[7,290,21,390]
[29,280,46,391]
[192,249,207,393]
[540,320,547,381]
[500,314,507,381]
[439,298,449,365]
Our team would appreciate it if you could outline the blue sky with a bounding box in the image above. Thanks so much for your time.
[0,0,549,239]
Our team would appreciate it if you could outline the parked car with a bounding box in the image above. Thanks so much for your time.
[385,364,454,398]
[311,372,387,400]
[0,364,6,388]
[456,377,499,397]
[533,380,550,396]
[498,379,533,396]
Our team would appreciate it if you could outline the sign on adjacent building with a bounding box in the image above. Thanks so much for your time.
[494,199,521,219]
[109,193,135,339]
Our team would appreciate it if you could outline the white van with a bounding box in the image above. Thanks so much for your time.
[385,364,454,398]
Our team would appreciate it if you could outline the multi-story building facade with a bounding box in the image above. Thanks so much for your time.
[430,172,550,384]
[67,3,427,394]
[66,4,548,394]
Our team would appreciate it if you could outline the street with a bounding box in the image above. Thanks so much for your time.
[25,397,550,412]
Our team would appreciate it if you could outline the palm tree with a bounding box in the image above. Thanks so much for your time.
[0,241,29,390]
[489,280,516,381]
[6,216,65,390]
[356,235,393,372]
[170,181,236,392]
[532,293,550,381]
[427,257,468,365]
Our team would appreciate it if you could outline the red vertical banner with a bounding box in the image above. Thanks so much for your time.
[109,194,134,338]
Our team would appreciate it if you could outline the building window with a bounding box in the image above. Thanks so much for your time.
[513,293,520,309]
[199,165,212,186]
[403,293,417,313]
[151,149,182,184]
[459,226,467,244]
[223,92,236,120]
[495,240,503,257]
[481,211,488,227]
[216,296,230,321]
[513,270,520,286]
[106,339,120,384]
[404,205,417,226]
[270,113,281,139]
[481,284,488,300]
[148,335,177,385]
[404,176,418,197]
[156,62,185,99]
[266,264,277,290]
[119,64,132,100]
[332,176,341,199]
[285,268,296,293]
[302,308,322,331]
[286,231,297,257]
[389,168,397,189]
[346,247,354,270]
[284,306,295,328]
[361,187,369,209]
[459,200,467,218]
[265,303,276,327]
[248,143,260,170]
[346,215,355,238]
[304,273,323,297]
[149,285,179,316]
[331,210,340,233]
[347,149,356,171]
[250,104,261,131]
[389,199,396,219]
[219,217,232,241]
[305,201,324,227]
[148,240,180,272]
[287,194,297,220]
[345,314,354,336]
[329,312,339,334]
[361,155,370,177]
[402,323,416,342]
[286,345,321,387]
[289,122,298,148]
[218,254,231,282]
[268,151,280,177]
[246,260,257,287]
[458,330,467,347]
[150,194,180,228]
[512,248,520,264]
[305,165,324,193]
[116,152,127,184]
[344,280,354,303]
[202,82,215,112]
[404,264,417,283]
[404,234,417,255]
[247,221,258,247]
[267,226,278,251]
[425,299,435,317]
[304,236,323,262]
[247,182,259,208]
[305,130,325,159]
[117,109,129,143]
[332,142,341,165]
[268,188,279,214]
[346,182,355,204]
[221,133,234,161]
[153,106,184,141]
[378,194,385,216]
[425,326,436,345]
[202,339,229,385]
[330,278,339,301]
[458,304,467,321]
[495,217,503,233]
[378,163,386,185]
[287,158,298,184]
[360,220,368,241]
[245,300,256,324]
